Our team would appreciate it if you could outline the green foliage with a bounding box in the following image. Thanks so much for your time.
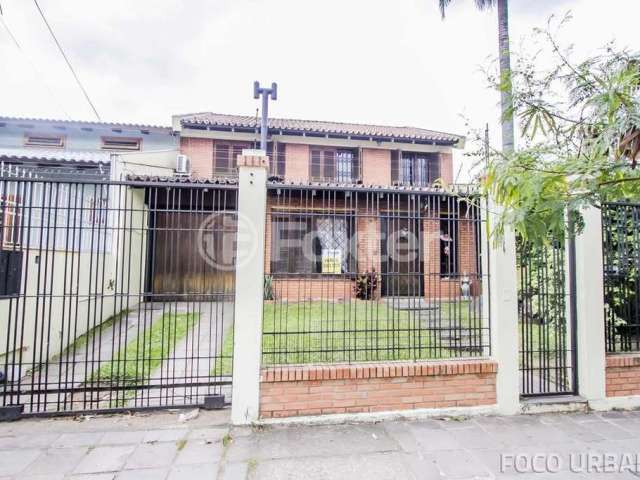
[264,275,274,301]
[480,15,640,245]
[353,271,379,300]
[94,313,198,385]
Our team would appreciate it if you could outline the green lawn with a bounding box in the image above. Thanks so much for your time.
[213,299,486,373]
[93,312,199,385]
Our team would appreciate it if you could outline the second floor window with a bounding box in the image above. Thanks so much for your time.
[392,152,440,187]
[213,142,250,177]
[310,148,359,183]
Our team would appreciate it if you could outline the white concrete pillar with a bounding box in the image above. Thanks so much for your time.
[487,202,520,415]
[231,150,268,425]
[574,206,606,405]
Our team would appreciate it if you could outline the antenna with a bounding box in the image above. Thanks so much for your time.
[253,81,278,151]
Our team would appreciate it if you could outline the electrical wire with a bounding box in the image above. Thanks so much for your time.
[32,0,101,120]
[0,14,72,120]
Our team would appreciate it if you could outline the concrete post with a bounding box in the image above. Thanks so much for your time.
[231,150,269,425]
[487,201,520,415]
[574,206,606,406]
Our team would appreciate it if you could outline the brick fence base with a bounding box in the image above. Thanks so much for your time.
[260,359,497,419]
[606,354,640,397]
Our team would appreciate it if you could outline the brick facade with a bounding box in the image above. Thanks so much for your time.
[260,359,497,418]
[283,143,310,182]
[606,354,640,397]
[180,137,213,178]
[439,152,454,184]
[361,149,391,185]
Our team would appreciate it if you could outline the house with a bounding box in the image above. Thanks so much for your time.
[0,117,178,365]
[172,113,478,302]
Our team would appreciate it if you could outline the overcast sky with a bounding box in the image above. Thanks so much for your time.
[1,0,638,178]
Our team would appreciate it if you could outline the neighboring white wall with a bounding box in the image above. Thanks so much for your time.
[0,188,147,375]
[0,119,176,153]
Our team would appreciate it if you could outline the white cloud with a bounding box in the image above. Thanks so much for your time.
[0,0,638,179]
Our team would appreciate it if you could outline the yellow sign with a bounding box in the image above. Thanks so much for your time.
[322,249,342,274]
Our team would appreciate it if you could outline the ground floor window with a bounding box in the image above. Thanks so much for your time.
[271,213,354,274]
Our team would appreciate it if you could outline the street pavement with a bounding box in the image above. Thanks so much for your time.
[0,408,639,479]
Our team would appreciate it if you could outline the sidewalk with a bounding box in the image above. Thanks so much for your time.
[0,408,639,479]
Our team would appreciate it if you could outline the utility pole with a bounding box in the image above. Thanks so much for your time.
[253,81,277,151]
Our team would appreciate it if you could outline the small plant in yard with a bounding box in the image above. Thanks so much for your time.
[264,275,274,301]
[354,270,378,300]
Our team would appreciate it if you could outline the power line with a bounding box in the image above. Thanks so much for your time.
[32,0,101,120]
[0,14,72,120]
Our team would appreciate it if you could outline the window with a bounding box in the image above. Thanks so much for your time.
[101,137,141,151]
[392,151,440,186]
[1,192,22,247]
[268,143,286,177]
[24,134,64,148]
[310,148,359,183]
[213,142,251,177]
[0,250,22,297]
[440,216,459,277]
[271,214,354,274]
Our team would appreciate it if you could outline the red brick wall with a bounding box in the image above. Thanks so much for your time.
[439,152,453,184]
[180,137,213,178]
[606,354,640,397]
[271,278,353,302]
[362,149,391,186]
[260,359,497,418]
[284,144,310,182]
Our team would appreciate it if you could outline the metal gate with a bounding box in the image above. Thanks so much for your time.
[602,202,640,353]
[517,236,577,396]
[0,169,237,416]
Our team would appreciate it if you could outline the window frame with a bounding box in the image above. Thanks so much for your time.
[270,212,355,275]
[393,151,440,187]
[212,141,252,177]
[309,147,359,183]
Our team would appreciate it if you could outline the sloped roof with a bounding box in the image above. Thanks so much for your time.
[0,116,171,132]
[0,147,111,164]
[179,113,463,146]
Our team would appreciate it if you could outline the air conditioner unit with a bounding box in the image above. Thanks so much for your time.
[175,154,191,176]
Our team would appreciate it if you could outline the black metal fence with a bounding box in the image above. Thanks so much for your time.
[517,236,576,396]
[262,183,490,368]
[602,202,640,353]
[0,168,237,415]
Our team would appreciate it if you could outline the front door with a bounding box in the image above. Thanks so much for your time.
[380,216,424,296]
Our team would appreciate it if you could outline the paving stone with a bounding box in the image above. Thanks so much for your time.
[73,445,136,474]
[0,433,61,450]
[21,447,88,476]
[426,449,493,479]
[253,452,424,480]
[188,428,228,443]
[167,463,218,480]
[124,442,178,470]
[99,431,146,446]
[174,440,224,466]
[116,468,169,479]
[0,449,41,476]
[52,432,105,448]
[220,462,247,480]
[143,429,188,443]
[68,474,116,480]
